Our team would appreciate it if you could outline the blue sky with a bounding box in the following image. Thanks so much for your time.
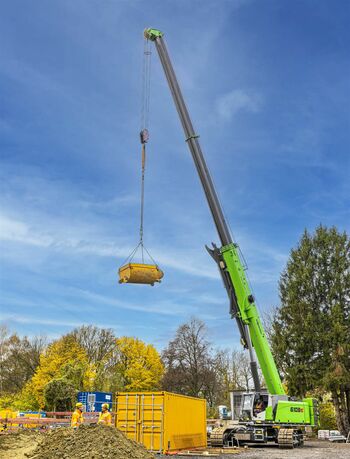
[1,0,349,350]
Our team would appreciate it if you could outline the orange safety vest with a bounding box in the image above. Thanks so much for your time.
[71,409,84,428]
[98,411,112,425]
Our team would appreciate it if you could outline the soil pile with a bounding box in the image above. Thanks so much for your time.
[28,424,155,459]
[0,430,41,459]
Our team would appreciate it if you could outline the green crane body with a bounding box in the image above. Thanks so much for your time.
[144,28,318,434]
[221,243,285,395]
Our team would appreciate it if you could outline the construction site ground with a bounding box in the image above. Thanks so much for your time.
[238,441,350,459]
[159,441,350,458]
[1,429,349,459]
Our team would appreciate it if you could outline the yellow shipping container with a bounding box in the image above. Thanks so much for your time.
[0,410,15,419]
[0,410,17,431]
[115,391,207,453]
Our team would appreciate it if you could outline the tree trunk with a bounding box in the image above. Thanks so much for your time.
[346,389,350,424]
[332,389,350,436]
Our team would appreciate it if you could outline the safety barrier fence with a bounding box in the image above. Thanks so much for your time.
[0,412,114,432]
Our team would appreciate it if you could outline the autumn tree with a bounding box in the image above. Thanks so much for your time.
[70,325,116,391]
[21,334,93,409]
[271,226,350,435]
[70,325,115,365]
[319,402,337,430]
[1,325,166,409]
[113,337,164,391]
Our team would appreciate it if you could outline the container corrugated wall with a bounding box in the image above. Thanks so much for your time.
[115,391,206,453]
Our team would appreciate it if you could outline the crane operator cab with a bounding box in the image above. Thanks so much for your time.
[241,393,269,421]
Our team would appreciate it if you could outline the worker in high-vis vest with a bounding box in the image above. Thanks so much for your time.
[71,402,84,428]
[98,403,112,425]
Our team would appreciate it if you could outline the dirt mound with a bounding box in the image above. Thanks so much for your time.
[28,424,155,459]
[0,430,41,459]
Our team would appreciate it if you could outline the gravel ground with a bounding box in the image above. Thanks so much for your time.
[159,441,350,459]
[237,441,350,459]
[1,432,349,459]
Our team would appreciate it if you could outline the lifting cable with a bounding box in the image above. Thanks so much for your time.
[139,143,146,262]
[121,38,158,267]
[139,38,151,263]
[141,38,151,134]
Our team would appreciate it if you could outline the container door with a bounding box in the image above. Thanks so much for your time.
[116,393,164,453]
[138,393,164,452]
[115,394,139,443]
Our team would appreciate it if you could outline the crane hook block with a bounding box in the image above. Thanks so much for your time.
[118,263,164,286]
[140,129,149,144]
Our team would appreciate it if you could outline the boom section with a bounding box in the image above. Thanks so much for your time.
[145,28,231,247]
[145,28,285,396]
[221,243,285,395]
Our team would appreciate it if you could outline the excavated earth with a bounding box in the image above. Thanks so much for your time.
[0,425,155,459]
[0,429,41,459]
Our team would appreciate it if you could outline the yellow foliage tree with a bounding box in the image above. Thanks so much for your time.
[20,334,94,409]
[115,337,164,391]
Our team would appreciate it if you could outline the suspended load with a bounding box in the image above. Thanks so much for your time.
[117,138,163,286]
[118,137,163,287]
[118,38,163,286]
[119,263,164,286]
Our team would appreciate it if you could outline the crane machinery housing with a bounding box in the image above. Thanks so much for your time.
[144,28,319,449]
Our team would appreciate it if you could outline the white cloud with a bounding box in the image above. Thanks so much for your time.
[75,288,191,316]
[216,89,262,120]
[0,214,53,247]
[1,314,85,329]
[0,211,219,280]
[0,207,287,286]
[0,215,28,240]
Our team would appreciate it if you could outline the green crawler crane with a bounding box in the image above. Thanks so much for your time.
[144,28,319,449]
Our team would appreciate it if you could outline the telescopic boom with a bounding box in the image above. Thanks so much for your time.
[145,28,285,396]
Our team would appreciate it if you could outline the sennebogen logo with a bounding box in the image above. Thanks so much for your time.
[290,407,304,413]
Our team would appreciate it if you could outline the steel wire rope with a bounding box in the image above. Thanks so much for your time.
[139,38,152,263]
[140,38,152,131]
[123,38,160,267]
[139,144,146,263]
